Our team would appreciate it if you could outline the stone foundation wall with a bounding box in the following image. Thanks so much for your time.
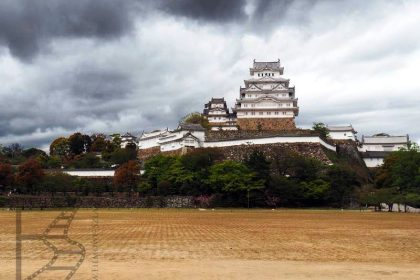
[139,147,195,161]
[7,195,194,208]
[206,129,317,141]
[214,143,331,164]
[237,118,296,130]
[138,141,331,164]
[138,146,160,161]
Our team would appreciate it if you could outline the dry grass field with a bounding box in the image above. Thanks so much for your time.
[1,209,420,279]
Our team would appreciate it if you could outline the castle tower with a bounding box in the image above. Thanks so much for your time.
[233,59,299,130]
[203,98,238,131]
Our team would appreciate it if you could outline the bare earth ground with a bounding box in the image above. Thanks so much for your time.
[1,209,420,279]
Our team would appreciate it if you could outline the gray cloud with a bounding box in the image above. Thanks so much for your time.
[1,0,420,149]
[0,0,135,60]
[161,0,247,22]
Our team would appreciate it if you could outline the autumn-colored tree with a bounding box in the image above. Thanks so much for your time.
[113,160,140,192]
[50,137,70,157]
[90,135,107,152]
[0,163,14,189]
[16,159,45,194]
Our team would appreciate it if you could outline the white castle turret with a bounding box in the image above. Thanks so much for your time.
[233,59,299,130]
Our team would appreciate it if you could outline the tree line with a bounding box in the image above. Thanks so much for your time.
[0,132,137,169]
[1,131,420,209]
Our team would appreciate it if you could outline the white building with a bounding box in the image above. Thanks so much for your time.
[120,132,138,148]
[138,129,171,149]
[327,125,357,141]
[138,124,205,153]
[203,98,237,131]
[233,59,299,130]
[359,133,409,167]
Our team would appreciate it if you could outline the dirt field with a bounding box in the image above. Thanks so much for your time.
[1,209,420,279]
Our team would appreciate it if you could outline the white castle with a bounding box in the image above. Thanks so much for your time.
[131,60,409,168]
[203,59,299,131]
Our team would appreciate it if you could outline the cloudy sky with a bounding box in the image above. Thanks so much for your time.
[1,0,419,150]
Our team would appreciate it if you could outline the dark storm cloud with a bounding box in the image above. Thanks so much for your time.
[68,69,132,103]
[0,0,135,60]
[161,0,247,22]
[1,0,420,149]
[0,65,133,140]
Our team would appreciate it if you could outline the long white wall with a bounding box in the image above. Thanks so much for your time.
[203,136,336,152]
[63,170,115,177]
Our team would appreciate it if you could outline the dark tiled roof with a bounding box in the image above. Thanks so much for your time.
[178,123,205,131]
[253,59,281,70]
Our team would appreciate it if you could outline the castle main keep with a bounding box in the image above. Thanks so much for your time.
[203,59,299,131]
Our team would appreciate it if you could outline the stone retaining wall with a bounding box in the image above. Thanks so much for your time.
[6,195,194,208]
[237,118,296,130]
[206,129,317,141]
[214,142,331,164]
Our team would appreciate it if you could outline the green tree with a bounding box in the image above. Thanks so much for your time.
[143,155,178,188]
[22,148,47,159]
[207,160,264,207]
[110,148,137,165]
[245,150,270,182]
[301,179,330,203]
[50,137,70,157]
[181,112,210,130]
[70,153,102,169]
[43,172,75,195]
[376,147,420,192]
[326,166,358,207]
[68,133,91,156]
[266,175,303,207]
[312,122,329,139]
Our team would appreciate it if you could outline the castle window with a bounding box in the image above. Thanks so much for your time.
[275,112,279,115]
[282,112,286,115]
[251,112,255,115]
[267,112,271,115]
[259,112,263,115]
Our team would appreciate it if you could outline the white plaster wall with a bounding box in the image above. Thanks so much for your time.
[63,170,115,177]
[161,141,182,152]
[236,112,293,118]
[138,136,161,149]
[358,144,407,152]
[329,131,356,141]
[364,158,384,168]
[204,136,336,152]
[191,131,205,142]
